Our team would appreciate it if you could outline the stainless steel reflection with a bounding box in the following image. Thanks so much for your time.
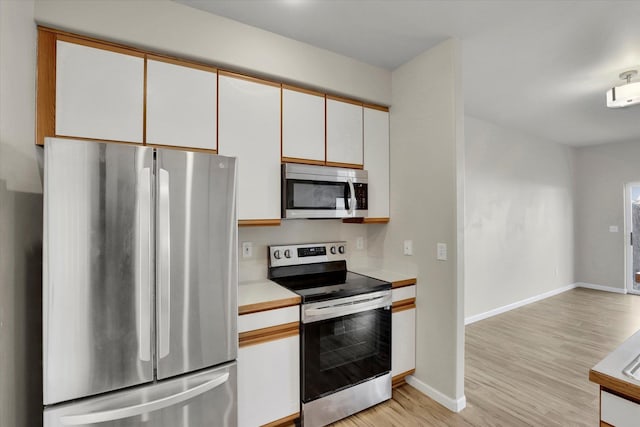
[302,290,391,323]
[155,148,237,380]
[302,373,391,427]
[43,140,154,405]
[44,362,237,427]
[623,353,640,380]
[284,163,368,184]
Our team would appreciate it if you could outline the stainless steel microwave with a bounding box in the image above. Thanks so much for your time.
[282,163,368,219]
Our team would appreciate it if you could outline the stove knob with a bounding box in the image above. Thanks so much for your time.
[273,250,281,260]
[338,245,345,254]
[284,249,291,258]
[330,246,337,255]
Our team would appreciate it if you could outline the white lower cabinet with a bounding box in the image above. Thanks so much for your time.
[391,284,416,379]
[238,305,300,427]
[392,306,416,377]
[601,390,640,427]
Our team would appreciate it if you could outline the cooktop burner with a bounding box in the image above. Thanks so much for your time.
[267,242,391,303]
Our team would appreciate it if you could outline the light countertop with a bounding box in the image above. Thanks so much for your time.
[238,280,300,315]
[590,329,640,401]
[350,268,417,288]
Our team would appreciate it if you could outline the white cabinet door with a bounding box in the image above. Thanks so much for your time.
[282,87,325,163]
[55,40,144,143]
[146,58,217,150]
[326,98,363,166]
[238,336,300,427]
[392,308,416,377]
[363,107,390,218]
[218,74,281,221]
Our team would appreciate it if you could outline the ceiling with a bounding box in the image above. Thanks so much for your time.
[176,0,640,147]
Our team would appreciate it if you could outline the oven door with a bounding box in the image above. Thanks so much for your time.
[301,291,392,403]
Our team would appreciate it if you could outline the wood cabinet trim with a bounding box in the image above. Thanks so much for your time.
[238,219,282,227]
[600,421,614,427]
[56,33,145,58]
[342,217,390,224]
[218,69,281,88]
[590,369,640,402]
[326,94,364,107]
[392,298,416,313]
[146,53,217,73]
[392,279,417,289]
[325,161,363,169]
[146,143,217,154]
[239,297,301,316]
[363,103,389,112]
[47,135,144,147]
[281,157,325,166]
[238,321,299,348]
[282,84,325,98]
[392,369,415,388]
[36,29,56,146]
[262,412,300,427]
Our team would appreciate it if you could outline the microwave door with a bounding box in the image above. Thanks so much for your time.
[43,138,154,405]
[155,148,237,380]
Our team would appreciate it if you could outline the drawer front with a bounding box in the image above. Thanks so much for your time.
[238,306,299,333]
[392,285,416,302]
[602,391,640,427]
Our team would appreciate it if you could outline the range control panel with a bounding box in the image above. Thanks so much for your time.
[268,241,347,267]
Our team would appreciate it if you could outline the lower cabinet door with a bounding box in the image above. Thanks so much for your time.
[238,335,300,427]
[392,308,416,377]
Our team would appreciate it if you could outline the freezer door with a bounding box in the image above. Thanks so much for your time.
[44,361,237,427]
[155,148,237,379]
[43,138,154,405]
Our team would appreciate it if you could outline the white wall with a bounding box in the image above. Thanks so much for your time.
[464,116,574,319]
[574,141,640,290]
[34,0,391,105]
[375,38,465,408]
[0,1,44,426]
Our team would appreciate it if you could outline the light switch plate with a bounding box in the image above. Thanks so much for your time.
[242,242,253,258]
[609,225,619,233]
[403,240,413,256]
[356,236,364,250]
[437,243,447,261]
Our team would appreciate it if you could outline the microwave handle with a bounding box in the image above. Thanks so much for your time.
[347,179,356,214]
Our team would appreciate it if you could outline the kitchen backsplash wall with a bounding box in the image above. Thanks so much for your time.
[238,220,378,282]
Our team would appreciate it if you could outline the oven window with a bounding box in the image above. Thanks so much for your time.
[287,180,348,210]
[302,307,391,402]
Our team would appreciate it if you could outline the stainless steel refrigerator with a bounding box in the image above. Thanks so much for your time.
[42,137,238,427]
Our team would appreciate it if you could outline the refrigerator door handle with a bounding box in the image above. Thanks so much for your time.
[137,167,152,362]
[58,372,230,425]
[158,168,171,358]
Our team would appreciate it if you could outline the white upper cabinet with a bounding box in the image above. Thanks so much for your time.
[364,107,390,218]
[146,58,217,150]
[218,73,281,221]
[282,87,325,163]
[55,40,144,143]
[326,97,363,166]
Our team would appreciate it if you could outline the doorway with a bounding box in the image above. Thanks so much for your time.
[625,183,640,295]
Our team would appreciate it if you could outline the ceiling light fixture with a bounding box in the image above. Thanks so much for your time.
[607,70,640,108]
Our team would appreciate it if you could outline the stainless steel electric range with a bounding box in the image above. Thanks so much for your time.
[268,241,392,427]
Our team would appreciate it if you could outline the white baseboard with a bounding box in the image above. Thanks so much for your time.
[405,375,466,412]
[465,284,576,325]
[575,282,627,294]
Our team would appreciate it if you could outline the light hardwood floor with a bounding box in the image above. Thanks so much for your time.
[332,288,640,426]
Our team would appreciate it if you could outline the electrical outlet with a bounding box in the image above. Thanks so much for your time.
[436,243,447,261]
[242,242,252,258]
[403,240,413,256]
[609,225,619,233]
[356,236,364,250]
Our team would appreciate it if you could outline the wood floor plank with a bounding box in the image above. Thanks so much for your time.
[331,288,640,426]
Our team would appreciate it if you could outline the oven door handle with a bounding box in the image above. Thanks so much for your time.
[303,295,390,322]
